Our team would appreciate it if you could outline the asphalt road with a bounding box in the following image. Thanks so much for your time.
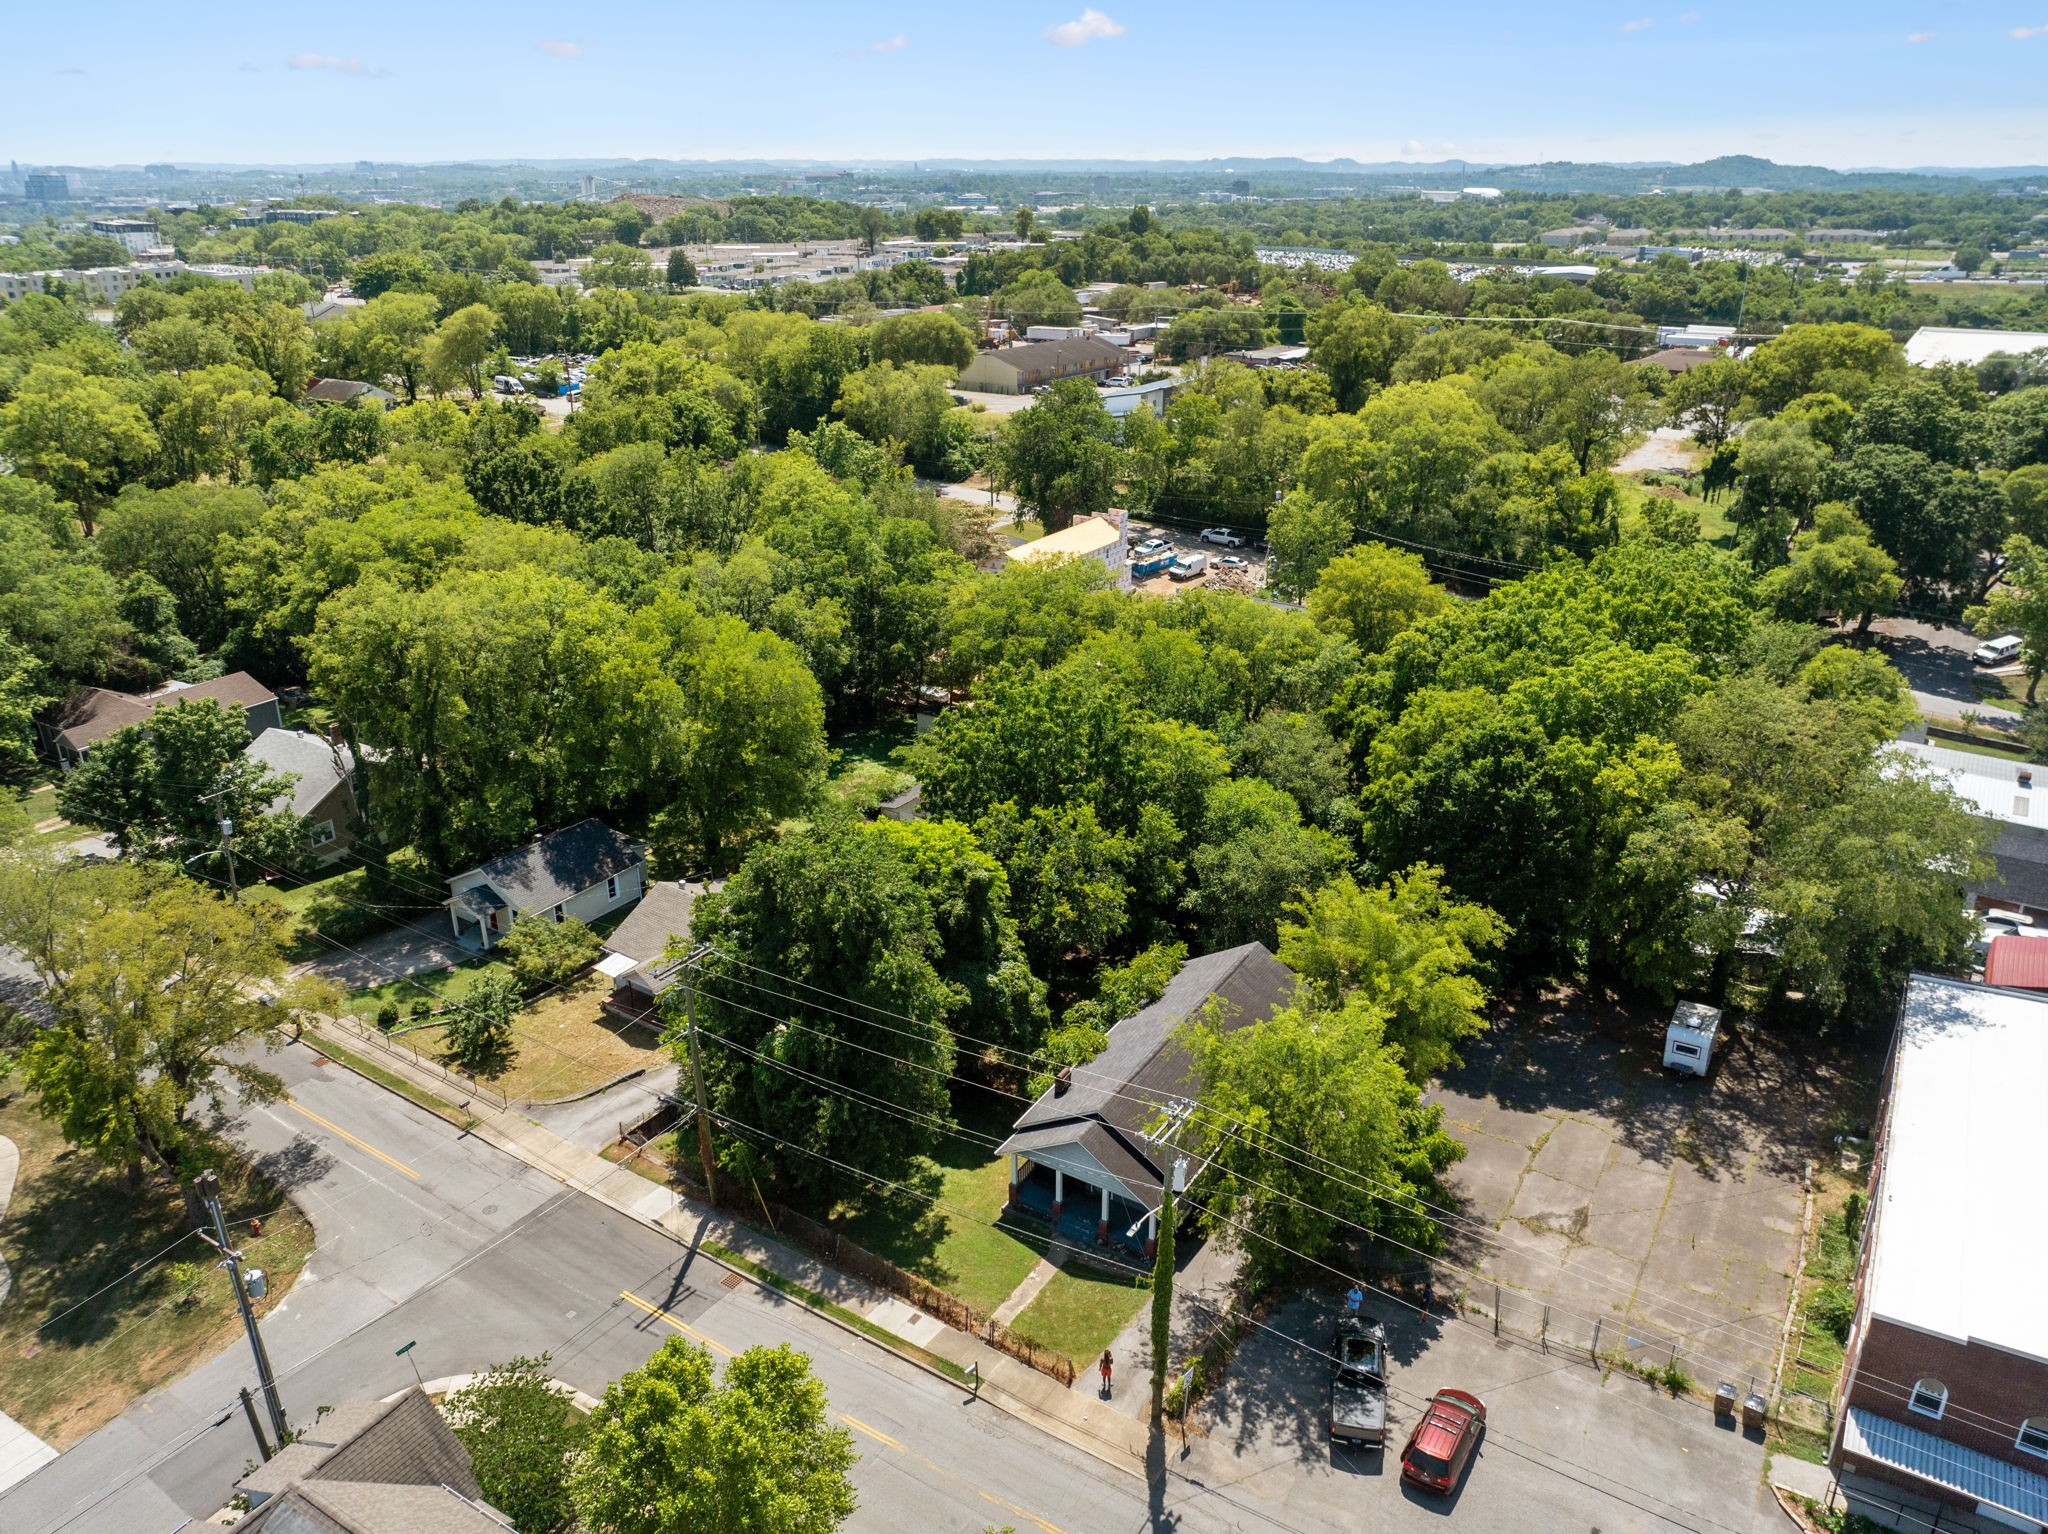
[0,1045,1293,1534]
[1,1041,1780,1534]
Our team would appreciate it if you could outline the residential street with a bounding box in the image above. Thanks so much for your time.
[0,1039,1783,1534]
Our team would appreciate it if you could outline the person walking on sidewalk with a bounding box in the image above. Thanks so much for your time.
[1099,1349,1114,1398]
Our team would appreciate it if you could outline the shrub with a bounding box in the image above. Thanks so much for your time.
[498,913,603,990]
[410,998,434,1022]
[1658,1363,1694,1396]
[168,1260,206,1306]
[1842,1190,1865,1248]
[375,1001,400,1031]
[1808,1282,1856,1344]
[446,972,521,1074]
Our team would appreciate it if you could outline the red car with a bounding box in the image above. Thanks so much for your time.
[1399,1388,1486,1495]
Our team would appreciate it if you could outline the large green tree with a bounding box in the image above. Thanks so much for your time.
[447,1355,589,1534]
[991,378,1121,532]
[568,1338,856,1534]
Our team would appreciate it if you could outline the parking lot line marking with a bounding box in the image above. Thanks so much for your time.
[837,1413,905,1452]
[287,1100,419,1179]
[618,1290,733,1356]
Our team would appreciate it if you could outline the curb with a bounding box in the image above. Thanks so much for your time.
[301,1021,1146,1479]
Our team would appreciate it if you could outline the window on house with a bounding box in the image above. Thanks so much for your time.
[606,874,619,901]
[552,904,565,924]
[309,820,335,846]
[2019,1418,2048,1459]
[1908,1378,1948,1420]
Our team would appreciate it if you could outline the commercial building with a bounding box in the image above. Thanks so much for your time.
[1904,327,2048,369]
[954,335,1132,394]
[88,218,158,254]
[1830,973,2048,1532]
[1888,740,2048,919]
[1002,514,1126,578]
[24,172,70,201]
[1538,225,1605,248]
[1222,343,1310,368]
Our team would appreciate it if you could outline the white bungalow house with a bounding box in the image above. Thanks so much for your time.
[996,941,1296,1257]
[446,819,646,950]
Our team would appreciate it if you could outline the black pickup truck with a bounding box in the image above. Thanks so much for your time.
[1329,1314,1389,1448]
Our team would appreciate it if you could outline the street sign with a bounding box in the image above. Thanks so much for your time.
[395,1340,417,1357]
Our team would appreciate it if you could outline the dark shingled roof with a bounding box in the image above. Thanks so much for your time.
[454,819,645,910]
[1989,829,2048,911]
[237,1389,480,1504]
[603,878,705,992]
[974,335,1131,373]
[49,672,277,753]
[997,942,1296,1211]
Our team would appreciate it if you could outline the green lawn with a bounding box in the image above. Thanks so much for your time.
[1006,1259,1149,1367]
[823,718,919,815]
[1611,474,1734,546]
[835,1088,1046,1316]
[343,953,514,1023]
[0,1088,315,1447]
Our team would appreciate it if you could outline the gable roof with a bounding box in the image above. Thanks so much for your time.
[970,335,1131,376]
[238,1480,514,1534]
[603,878,703,990]
[303,377,398,404]
[246,728,355,821]
[998,942,1296,1210]
[238,1389,479,1504]
[48,672,276,752]
[455,819,645,910]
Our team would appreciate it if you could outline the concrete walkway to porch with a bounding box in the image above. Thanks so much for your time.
[989,1247,1069,1330]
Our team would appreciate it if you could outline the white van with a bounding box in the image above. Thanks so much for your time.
[1663,1001,1722,1078]
[1169,552,1209,582]
[1973,634,2023,666]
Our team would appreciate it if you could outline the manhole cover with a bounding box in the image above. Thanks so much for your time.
[481,1205,498,1216]
[720,1271,744,1290]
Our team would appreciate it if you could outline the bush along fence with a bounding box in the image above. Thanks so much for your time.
[652,1155,1078,1387]
[317,1007,510,1112]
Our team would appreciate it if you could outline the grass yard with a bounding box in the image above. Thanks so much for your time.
[835,1088,1045,1316]
[1006,1259,1149,1368]
[823,718,919,815]
[341,952,513,1024]
[480,973,664,1103]
[1612,473,1735,547]
[0,1089,314,1447]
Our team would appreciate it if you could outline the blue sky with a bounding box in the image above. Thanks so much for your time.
[5,1,2047,168]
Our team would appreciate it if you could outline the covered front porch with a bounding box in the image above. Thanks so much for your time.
[449,885,508,950]
[1005,1153,1157,1259]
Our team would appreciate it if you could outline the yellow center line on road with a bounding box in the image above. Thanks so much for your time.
[618,1290,734,1356]
[287,1099,420,1179]
[837,1413,905,1452]
[978,1489,1071,1534]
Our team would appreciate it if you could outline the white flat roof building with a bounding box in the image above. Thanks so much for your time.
[1886,740,2048,834]
[1004,516,1123,567]
[1903,326,2048,368]
[1863,974,2048,1361]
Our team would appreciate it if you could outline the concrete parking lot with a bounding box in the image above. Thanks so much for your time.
[1127,520,1269,592]
[1202,1290,1772,1534]
[1429,996,1813,1390]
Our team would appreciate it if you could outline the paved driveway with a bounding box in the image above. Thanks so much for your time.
[1427,998,1814,1391]
[290,914,471,991]
[1204,1290,1772,1534]
[1867,616,2022,725]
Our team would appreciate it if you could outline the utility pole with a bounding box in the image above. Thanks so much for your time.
[1138,1098,1195,1417]
[194,1169,287,1450]
[680,944,719,1201]
[196,785,240,903]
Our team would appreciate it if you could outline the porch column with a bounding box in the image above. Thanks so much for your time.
[1008,1154,1021,1207]
[1143,1210,1158,1261]
[1051,1167,1064,1222]
[1097,1184,1110,1244]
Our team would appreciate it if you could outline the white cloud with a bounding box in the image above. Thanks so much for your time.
[2011,23,2048,37]
[286,53,375,75]
[54,65,85,76]
[1674,9,1700,21]
[868,34,908,53]
[1620,16,1655,32]
[1905,30,1935,43]
[1045,8,1125,46]
[538,38,583,58]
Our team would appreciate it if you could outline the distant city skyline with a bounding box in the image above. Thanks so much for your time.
[5,1,2047,169]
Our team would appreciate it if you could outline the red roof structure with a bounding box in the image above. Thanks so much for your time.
[1984,933,2048,991]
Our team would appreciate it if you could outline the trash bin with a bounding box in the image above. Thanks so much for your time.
[1742,1392,1767,1432]
[1714,1382,1737,1419]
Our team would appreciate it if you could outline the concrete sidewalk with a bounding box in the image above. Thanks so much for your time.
[300,1013,1159,1476]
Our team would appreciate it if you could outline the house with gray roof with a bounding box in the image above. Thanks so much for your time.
[40,671,280,768]
[446,818,646,950]
[598,878,708,1018]
[997,941,1296,1256]
[245,727,359,863]
[235,1386,513,1532]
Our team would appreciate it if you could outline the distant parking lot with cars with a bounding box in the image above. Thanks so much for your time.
[1126,520,1268,592]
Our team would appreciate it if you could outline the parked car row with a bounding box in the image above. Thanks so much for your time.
[1326,1307,1488,1497]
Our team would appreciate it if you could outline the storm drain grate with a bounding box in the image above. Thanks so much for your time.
[720,1271,744,1290]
